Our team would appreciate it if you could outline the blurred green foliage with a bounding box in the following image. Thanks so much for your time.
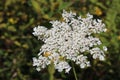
[0,0,120,80]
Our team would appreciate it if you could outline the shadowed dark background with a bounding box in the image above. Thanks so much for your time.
[0,0,120,80]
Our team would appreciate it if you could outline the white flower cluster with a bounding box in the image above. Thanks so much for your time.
[32,10,107,73]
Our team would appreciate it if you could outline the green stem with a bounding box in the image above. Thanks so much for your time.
[50,73,54,80]
[48,63,55,80]
[72,62,78,80]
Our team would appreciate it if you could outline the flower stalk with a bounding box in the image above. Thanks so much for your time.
[72,62,78,80]
[48,63,55,80]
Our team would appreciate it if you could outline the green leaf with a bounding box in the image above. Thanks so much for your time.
[31,0,42,14]
[58,1,73,10]
[7,26,16,32]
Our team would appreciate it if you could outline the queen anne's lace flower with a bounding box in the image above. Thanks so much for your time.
[32,10,107,73]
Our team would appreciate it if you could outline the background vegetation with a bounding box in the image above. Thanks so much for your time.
[0,0,120,80]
